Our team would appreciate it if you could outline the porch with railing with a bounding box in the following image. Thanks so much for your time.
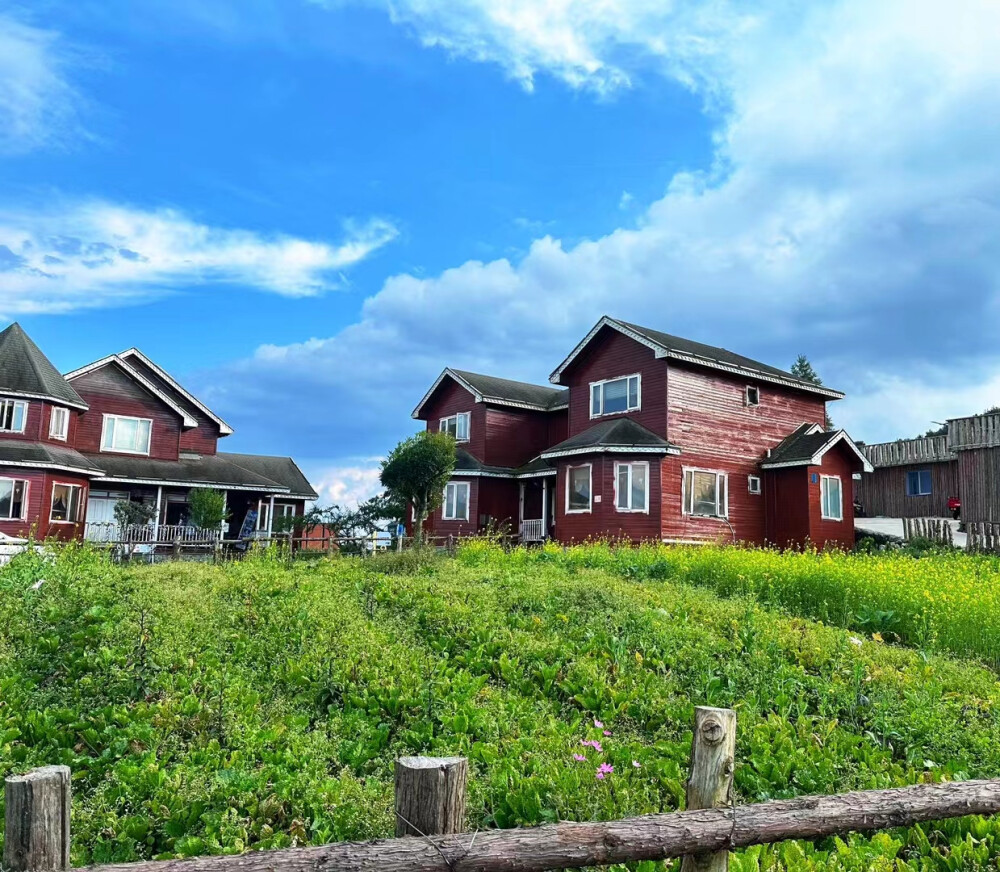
[84,522,222,545]
[519,518,545,542]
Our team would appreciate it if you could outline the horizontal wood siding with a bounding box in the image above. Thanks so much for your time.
[664,362,827,544]
[421,380,486,461]
[426,476,479,537]
[484,407,552,468]
[956,447,1000,523]
[0,470,89,540]
[763,467,810,548]
[71,364,182,460]
[477,478,520,533]
[553,455,661,543]
[806,443,857,549]
[563,328,667,438]
[547,410,568,446]
[856,461,959,518]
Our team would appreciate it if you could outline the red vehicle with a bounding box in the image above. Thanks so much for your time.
[948,496,961,520]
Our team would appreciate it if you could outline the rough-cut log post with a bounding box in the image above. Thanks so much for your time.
[682,708,737,872]
[77,779,1000,872]
[395,757,468,838]
[4,765,71,872]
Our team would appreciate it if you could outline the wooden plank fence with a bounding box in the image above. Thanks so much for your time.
[6,708,1000,872]
[901,517,954,545]
[966,522,1000,554]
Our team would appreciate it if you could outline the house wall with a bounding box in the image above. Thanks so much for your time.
[0,396,81,446]
[805,443,857,549]
[855,461,959,518]
[0,469,89,540]
[563,328,667,438]
[662,362,828,544]
[552,455,662,543]
[477,478,520,532]
[426,476,480,537]
[483,406,553,467]
[763,467,811,548]
[422,380,486,459]
[956,447,1000,523]
[70,364,183,460]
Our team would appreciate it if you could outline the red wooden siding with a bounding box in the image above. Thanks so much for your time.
[553,455,662,543]
[660,457,762,545]
[420,380,486,460]
[71,364,183,460]
[561,327,667,438]
[426,476,479,536]
[483,407,553,468]
[804,444,857,549]
[0,399,82,448]
[0,469,89,540]
[763,467,810,548]
[477,478,520,532]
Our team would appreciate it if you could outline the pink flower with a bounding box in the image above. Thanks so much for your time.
[596,763,614,780]
[573,754,586,762]
[603,730,611,737]
[581,740,603,753]
[595,771,606,780]
[594,719,604,728]
[632,760,641,768]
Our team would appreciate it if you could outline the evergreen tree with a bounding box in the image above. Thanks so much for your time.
[791,354,835,431]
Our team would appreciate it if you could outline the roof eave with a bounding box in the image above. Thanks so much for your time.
[411,368,481,419]
[0,389,89,411]
[540,444,680,460]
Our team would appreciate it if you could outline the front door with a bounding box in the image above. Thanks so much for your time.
[85,495,121,541]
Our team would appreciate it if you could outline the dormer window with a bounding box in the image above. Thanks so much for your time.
[440,412,470,442]
[745,386,760,407]
[590,374,640,417]
[101,414,152,455]
[49,407,69,441]
[0,399,27,433]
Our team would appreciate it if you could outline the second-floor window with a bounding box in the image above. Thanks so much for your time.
[615,461,648,512]
[906,469,932,496]
[0,399,27,433]
[590,374,640,417]
[440,412,470,442]
[0,478,28,520]
[442,481,470,521]
[50,483,83,523]
[101,414,152,454]
[49,407,69,440]
[683,468,728,518]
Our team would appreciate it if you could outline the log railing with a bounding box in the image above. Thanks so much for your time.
[948,412,1000,451]
[863,435,955,468]
[6,708,1000,872]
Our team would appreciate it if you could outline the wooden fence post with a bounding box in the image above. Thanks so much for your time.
[682,707,737,872]
[394,756,468,838]
[4,765,71,872]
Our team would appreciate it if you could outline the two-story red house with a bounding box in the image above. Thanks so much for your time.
[412,316,871,548]
[0,323,316,543]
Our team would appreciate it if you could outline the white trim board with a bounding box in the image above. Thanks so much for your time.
[541,445,680,460]
[412,368,566,418]
[761,425,874,473]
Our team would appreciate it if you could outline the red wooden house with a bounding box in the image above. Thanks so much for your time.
[0,323,316,543]
[412,316,871,548]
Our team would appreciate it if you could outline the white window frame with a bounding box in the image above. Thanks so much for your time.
[0,477,29,521]
[614,461,649,513]
[589,374,641,418]
[0,399,28,434]
[49,406,69,441]
[820,475,843,521]
[49,482,84,524]
[565,463,593,514]
[442,481,470,521]
[439,412,471,443]
[745,385,760,407]
[748,475,762,495]
[100,414,153,455]
[682,467,729,518]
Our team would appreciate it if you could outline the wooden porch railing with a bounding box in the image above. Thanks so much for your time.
[83,523,221,544]
[519,519,545,542]
[6,708,1000,872]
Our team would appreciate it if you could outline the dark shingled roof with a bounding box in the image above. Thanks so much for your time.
[452,447,515,477]
[512,455,556,477]
[763,424,837,465]
[82,452,316,496]
[0,323,88,409]
[450,370,569,410]
[220,453,318,498]
[0,441,103,474]
[542,418,676,457]
[617,320,838,394]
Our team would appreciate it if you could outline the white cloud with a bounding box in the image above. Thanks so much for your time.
[0,201,397,313]
[0,12,84,153]
[309,461,384,507]
[204,0,1000,456]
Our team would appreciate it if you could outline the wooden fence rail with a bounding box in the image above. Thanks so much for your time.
[901,517,954,545]
[6,708,1000,872]
[966,522,1000,554]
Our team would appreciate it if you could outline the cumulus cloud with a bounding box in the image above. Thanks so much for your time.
[197,0,1000,506]
[0,12,85,153]
[0,202,397,313]
[309,461,384,507]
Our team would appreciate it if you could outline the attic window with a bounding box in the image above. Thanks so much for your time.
[440,412,470,442]
[745,386,760,407]
[0,399,27,433]
[748,475,762,495]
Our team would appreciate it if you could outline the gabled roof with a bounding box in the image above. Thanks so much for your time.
[541,418,680,460]
[761,423,873,472]
[447,449,556,479]
[0,441,103,476]
[549,316,845,400]
[0,323,88,410]
[119,348,234,436]
[219,452,318,499]
[412,368,568,418]
[64,354,199,428]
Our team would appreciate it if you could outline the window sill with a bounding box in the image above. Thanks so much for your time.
[565,508,592,514]
[49,520,81,525]
[589,410,639,420]
[615,508,649,514]
[821,516,843,522]
[100,448,151,456]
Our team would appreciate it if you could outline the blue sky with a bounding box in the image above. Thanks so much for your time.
[2,0,999,503]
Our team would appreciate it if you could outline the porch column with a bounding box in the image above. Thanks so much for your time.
[153,486,162,541]
[518,482,525,532]
[541,477,548,538]
[220,490,228,539]
[267,494,275,537]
